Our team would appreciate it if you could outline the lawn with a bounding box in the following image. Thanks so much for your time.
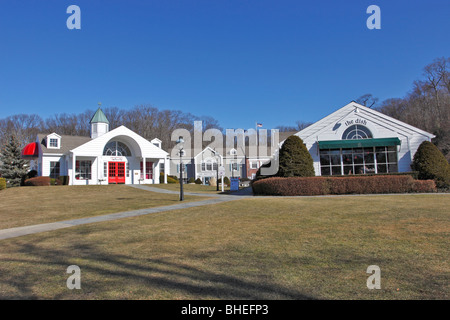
[148,183,227,194]
[0,185,207,229]
[0,193,448,299]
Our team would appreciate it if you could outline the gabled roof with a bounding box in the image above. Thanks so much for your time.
[37,134,91,154]
[90,108,110,124]
[290,101,435,143]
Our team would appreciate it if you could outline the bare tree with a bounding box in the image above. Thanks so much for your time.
[356,94,379,108]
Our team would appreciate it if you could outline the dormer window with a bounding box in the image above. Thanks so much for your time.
[49,138,58,148]
[46,133,61,149]
[230,148,237,155]
[151,138,162,149]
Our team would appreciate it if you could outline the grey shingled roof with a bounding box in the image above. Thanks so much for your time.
[37,134,92,154]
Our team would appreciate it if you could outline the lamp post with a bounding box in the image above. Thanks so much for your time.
[213,151,220,192]
[176,138,184,201]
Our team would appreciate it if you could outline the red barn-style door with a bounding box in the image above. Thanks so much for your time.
[108,162,126,184]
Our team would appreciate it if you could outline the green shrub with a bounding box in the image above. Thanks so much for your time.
[412,141,450,188]
[167,176,178,183]
[195,178,202,184]
[223,176,230,186]
[188,177,195,183]
[0,178,6,190]
[252,175,433,196]
[278,135,315,177]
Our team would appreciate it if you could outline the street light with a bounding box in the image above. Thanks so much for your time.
[176,137,184,201]
[213,151,220,191]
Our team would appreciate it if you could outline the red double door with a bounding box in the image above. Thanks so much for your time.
[108,162,126,184]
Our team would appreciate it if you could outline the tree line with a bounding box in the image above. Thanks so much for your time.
[0,105,221,151]
[369,57,449,161]
[1,57,449,161]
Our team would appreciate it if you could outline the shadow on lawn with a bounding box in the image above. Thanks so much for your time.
[1,235,314,300]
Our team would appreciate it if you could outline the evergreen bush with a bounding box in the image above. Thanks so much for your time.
[0,135,29,187]
[412,141,450,188]
[277,135,315,177]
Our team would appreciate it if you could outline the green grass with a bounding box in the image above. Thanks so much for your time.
[0,193,448,299]
[0,185,207,229]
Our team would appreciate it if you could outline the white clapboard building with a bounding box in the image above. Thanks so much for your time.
[290,101,435,176]
[23,108,169,185]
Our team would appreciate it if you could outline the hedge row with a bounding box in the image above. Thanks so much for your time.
[251,175,436,196]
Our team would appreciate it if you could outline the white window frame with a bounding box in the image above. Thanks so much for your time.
[47,134,61,149]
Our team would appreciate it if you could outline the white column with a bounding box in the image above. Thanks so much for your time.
[143,157,146,183]
[152,161,155,184]
[72,153,76,186]
[164,158,167,184]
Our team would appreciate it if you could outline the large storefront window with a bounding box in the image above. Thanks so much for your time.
[320,146,397,176]
[76,160,92,180]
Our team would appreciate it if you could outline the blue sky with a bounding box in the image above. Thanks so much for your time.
[0,0,449,130]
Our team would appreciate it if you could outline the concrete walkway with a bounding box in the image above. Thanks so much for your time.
[0,186,252,241]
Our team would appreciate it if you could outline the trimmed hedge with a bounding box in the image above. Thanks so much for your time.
[252,175,436,196]
[0,178,6,190]
[195,178,202,184]
[410,180,437,193]
[24,176,62,187]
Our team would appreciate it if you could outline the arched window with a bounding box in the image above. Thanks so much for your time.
[103,141,132,156]
[342,125,373,140]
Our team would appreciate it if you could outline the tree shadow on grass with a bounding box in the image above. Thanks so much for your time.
[0,235,315,300]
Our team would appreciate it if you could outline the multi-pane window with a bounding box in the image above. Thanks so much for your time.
[342,125,373,140]
[103,162,107,178]
[201,161,217,171]
[50,161,60,178]
[230,163,239,171]
[140,161,153,179]
[126,163,130,177]
[250,162,258,169]
[103,141,131,156]
[375,146,398,173]
[49,138,58,148]
[76,160,92,180]
[320,146,397,176]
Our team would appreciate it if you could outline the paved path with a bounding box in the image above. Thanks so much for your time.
[0,186,252,241]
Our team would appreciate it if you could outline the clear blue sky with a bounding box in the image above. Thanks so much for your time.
[0,0,449,130]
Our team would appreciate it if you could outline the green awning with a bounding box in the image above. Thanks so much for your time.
[318,137,401,150]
